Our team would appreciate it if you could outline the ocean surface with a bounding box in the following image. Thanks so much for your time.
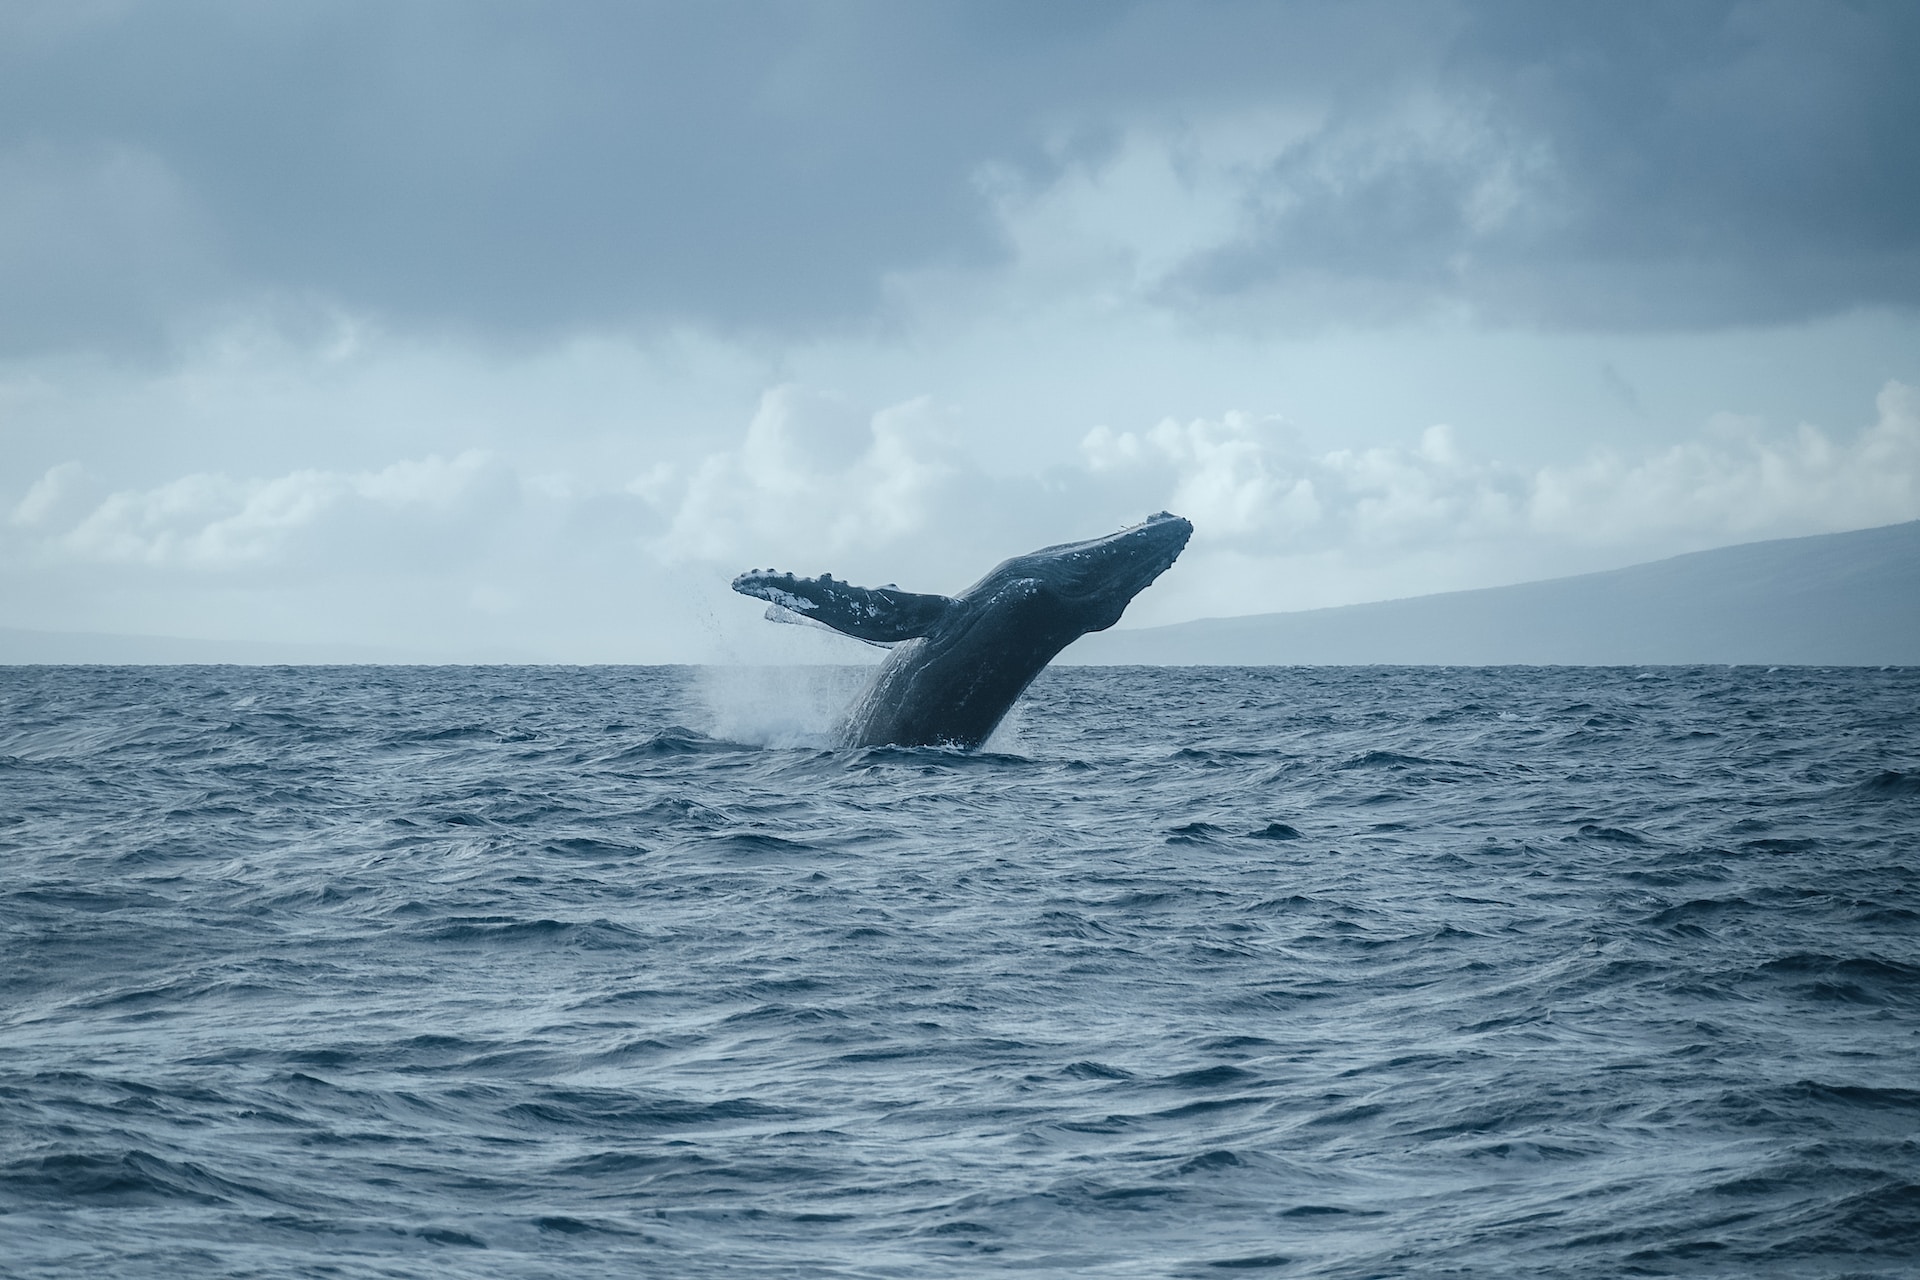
[2,663,1917,1278]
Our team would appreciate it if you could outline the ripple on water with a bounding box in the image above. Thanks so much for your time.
[1,663,1916,1277]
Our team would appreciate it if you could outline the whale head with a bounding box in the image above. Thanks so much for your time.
[982,511,1193,635]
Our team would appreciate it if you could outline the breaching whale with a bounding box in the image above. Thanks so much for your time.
[732,512,1193,749]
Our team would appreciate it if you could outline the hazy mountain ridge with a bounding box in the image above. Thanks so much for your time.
[1068,520,1920,666]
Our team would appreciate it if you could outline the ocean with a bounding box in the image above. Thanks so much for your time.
[2,663,1916,1277]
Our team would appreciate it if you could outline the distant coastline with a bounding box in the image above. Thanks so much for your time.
[1068,519,1920,667]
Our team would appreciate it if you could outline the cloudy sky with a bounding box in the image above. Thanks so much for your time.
[4,0,1918,661]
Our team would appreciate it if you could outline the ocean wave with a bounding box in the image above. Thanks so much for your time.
[3,662,1917,1277]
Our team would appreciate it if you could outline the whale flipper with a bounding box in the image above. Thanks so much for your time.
[730,570,953,643]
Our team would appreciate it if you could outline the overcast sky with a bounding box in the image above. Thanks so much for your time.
[4,0,1918,661]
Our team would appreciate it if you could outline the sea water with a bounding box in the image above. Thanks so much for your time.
[2,664,1916,1277]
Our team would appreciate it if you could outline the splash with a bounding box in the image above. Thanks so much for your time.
[692,665,871,748]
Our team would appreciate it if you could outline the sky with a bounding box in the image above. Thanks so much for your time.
[3,0,1918,662]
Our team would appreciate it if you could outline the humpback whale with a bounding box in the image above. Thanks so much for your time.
[732,512,1192,749]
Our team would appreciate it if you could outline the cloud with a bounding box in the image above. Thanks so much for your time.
[1527,380,1920,544]
[0,2,1037,354]
[1158,2,1920,328]
[4,2,1917,358]
[652,386,961,573]
[42,451,494,569]
[0,141,220,355]
[1133,87,1563,323]
[10,461,84,527]
[638,375,1920,624]
[1082,379,1920,571]
[6,363,1916,655]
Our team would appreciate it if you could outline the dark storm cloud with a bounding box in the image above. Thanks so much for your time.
[1,0,1915,356]
[1170,0,1920,327]
[0,0,1039,351]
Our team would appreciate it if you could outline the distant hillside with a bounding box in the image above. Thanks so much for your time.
[1068,520,1920,666]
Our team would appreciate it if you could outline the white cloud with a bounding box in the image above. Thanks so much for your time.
[1081,411,1524,552]
[10,460,84,526]
[352,452,493,508]
[47,450,494,568]
[1078,380,1920,615]
[1526,381,1920,544]
[3,293,1916,657]
[653,386,959,569]
[1086,414,1322,538]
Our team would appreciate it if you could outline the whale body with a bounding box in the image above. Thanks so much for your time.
[732,513,1193,749]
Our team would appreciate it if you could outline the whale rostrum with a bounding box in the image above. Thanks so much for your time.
[732,513,1193,749]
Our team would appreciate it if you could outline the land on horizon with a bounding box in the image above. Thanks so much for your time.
[1069,519,1920,667]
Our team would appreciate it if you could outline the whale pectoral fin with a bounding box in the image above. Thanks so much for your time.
[731,570,952,642]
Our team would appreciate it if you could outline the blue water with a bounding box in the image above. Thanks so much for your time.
[2,664,1917,1278]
